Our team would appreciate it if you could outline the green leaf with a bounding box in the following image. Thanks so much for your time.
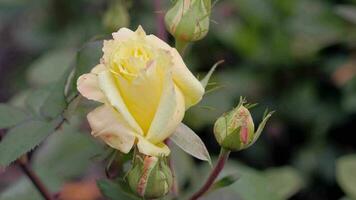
[65,40,103,100]
[200,60,224,89]
[247,110,274,148]
[0,104,29,129]
[202,161,281,200]
[0,119,59,167]
[25,87,51,116]
[264,167,304,199]
[0,124,104,200]
[39,66,74,119]
[210,174,240,192]
[27,48,75,86]
[97,179,140,200]
[336,154,356,199]
[170,123,211,164]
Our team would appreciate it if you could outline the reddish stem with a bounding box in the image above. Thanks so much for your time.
[189,148,231,200]
[17,158,54,200]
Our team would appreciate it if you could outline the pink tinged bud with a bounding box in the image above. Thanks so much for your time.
[127,154,173,199]
[213,98,273,151]
[240,126,249,145]
[137,156,158,196]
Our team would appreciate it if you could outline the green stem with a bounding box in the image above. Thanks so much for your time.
[189,148,231,200]
[175,39,189,56]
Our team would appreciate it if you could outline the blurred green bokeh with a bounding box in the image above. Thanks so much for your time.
[1,0,356,199]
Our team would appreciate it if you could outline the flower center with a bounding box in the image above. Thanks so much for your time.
[109,43,154,81]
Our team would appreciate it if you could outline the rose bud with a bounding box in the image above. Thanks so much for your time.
[165,0,211,49]
[214,98,274,151]
[127,155,173,199]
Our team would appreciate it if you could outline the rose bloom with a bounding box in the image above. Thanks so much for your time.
[77,26,204,156]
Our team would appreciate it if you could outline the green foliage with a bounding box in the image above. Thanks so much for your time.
[1,0,356,199]
[265,167,304,199]
[0,104,28,129]
[0,119,60,167]
[210,174,240,192]
[27,49,76,86]
[65,41,104,101]
[336,154,356,200]
[0,124,103,200]
[97,179,140,200]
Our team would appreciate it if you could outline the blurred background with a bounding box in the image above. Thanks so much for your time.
[1,0,356,199]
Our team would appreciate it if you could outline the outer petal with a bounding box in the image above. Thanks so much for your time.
[146,72,185,144]
[112,27,135,41]
[87,105,136,153]
[137,135,170,156]
[146,35,205,109]
[114,60,167,134]
[77,64,107,103]
[98,70,143,134]
[91,63,106,74]
[170,48,204,109]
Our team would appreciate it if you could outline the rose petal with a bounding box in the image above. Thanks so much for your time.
[146,35,205,109]
[77,73,106,103]
[98,70,143,134]
[170,48,205,109]
[136,135,170,156]
[87,105,136,153]
[91,64,106,74]
[146,72,185,144]
[114,60,167,134]
[112,27,135,41]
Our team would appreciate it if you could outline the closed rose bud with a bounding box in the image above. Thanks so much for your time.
[127,155,172,199]
[103,0,130,32]
[165,0,211,47]
[214,98,274,151]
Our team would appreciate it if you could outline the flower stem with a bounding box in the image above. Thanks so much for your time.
[189,148,231,200]
[17,157,54,200]
[175,39,189,56]
[165,139,179,197]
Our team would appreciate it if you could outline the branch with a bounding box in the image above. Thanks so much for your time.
[189,148,230,200]
[17,157,54,200]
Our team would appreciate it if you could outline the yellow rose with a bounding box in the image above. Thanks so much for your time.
[77,26,204,156]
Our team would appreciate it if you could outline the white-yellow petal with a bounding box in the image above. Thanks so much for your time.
[146,74,185,144]
[115,61,165,134]
[87,105,136,153]
[77,73,106,103]
[91,63,106,74]
[112,27,135,41]
[98,70,143,134]
[137,135,170,156]
[146,34,205,109]
[170,48,205,109]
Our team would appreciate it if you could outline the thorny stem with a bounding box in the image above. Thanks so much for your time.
[189,148,231,200]
[17,157,54,200]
